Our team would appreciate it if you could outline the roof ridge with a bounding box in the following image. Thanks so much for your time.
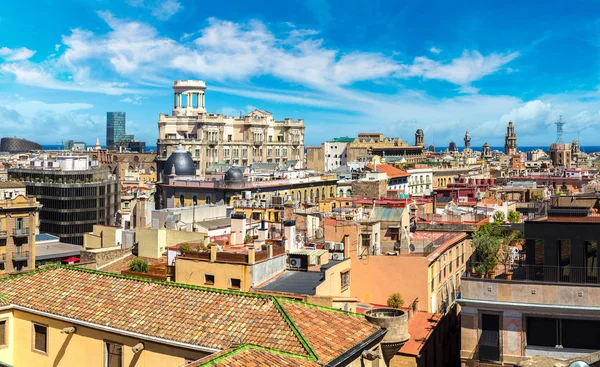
[277,297,365,317]
[193,344,315,366]
[272,297,319,361]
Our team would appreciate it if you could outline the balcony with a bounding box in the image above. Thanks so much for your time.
[253,139,263,146]
[478,343,501,363]
[207,140,218,147]
[13,228,29,237]
[0,253,6,262]
[292,139,301,146]
[465,261,600,285]
[12,251,29,261]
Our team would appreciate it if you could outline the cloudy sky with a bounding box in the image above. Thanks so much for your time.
[1,0,600,148]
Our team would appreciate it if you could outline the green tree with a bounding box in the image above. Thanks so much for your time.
[472,222,502,275]
[387,293,404,309]
[507,210,520,223]
[129,258,148,273]
[493,211,506,224]
[179,243,191,253]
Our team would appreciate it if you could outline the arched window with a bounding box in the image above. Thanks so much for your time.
[310,189,314,201]
[315,189,319,201]
[339,189,344,197]
[179,195,185,207]
[205,195,212,205]
[330,187,334,198]
[304,190,307,202]
[346,189,352,197]
[192,195,198,205]
[297,191,301,201]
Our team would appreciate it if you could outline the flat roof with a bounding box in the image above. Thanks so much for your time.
[259,271,324,295]
[197,217,231,230]
[36,242,82,261]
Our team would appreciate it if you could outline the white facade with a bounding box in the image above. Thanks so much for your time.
[407,167,433,196]
[158,80,305,176]
[324,142,349,171]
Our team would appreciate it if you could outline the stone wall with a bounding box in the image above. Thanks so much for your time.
[79,247,132,269]
[351,180,387,200]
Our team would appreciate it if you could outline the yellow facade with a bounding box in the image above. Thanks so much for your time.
[136,228,207,259]
[175,258,253,292]
[83,225,119,250]
[427,239,472,312]
[0,309,208,367]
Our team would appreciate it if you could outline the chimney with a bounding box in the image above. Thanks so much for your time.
[258,219,268,241]
[343,234,350,259]
[267,244,273,258]
[283,220,296,252]
[231,213,246,245]
[248,248,255,264]
[210,244,218,262]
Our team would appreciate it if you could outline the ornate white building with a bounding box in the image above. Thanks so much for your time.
[157,80,305,176]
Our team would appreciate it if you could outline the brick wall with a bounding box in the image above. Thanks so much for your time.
[80,247,132,269]
[352,180,387,200]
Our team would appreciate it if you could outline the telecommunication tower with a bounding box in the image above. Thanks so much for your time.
[555,115,565,143]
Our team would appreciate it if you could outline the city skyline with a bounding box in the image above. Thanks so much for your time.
[2,1,600,146]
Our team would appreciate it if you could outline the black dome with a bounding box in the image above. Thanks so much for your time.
[416,129,424,135]
[164,144,196,176]
[224,167,244,183]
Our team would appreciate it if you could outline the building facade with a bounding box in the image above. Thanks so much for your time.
[0,182,38,274]
[407,167,434,196]
[549,143,572,168]
[8,156,119,245]
[157,80,305,176]
[106,112,127,150]
[459,196,600,365]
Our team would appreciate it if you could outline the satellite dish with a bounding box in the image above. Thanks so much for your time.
[409,244,415,252]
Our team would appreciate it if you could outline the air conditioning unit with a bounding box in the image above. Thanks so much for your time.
[335,243,344,251]
[289,258,302,268]
[332,253,345,261]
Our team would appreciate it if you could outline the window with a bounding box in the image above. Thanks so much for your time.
[204,274,214,285]
[104,341,123,367]
[228,134,232,142]
[526,317,600,350]
[585,240,597,279]
[341,271,350,290]
[0,320,6,347]
[33,323,47,354]
[230,278,241,290]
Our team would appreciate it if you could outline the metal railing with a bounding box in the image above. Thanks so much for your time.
[466,261,600,285]
[12,251,29,260]
[13,228,29,236]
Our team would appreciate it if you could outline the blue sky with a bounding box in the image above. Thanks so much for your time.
[1,0,600,148]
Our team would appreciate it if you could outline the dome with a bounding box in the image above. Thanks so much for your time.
[163,144,196,176]
[483,142,490,147]
[416,129,424,135]
[224,167,244,183]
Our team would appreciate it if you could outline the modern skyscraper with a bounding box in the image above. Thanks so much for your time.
[504,121,517,155]
[106,112,126,150]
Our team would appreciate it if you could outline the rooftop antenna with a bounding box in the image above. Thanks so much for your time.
[555,115,565,143]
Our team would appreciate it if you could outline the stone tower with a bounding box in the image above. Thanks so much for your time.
[504,121,517,155]
[464,130,471,151]
[482,142,492,160]
[415,129,424,147]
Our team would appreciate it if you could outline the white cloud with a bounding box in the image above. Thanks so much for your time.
[0,46,35,61]
[126,0,182,21]
[0,100,102,144]
[120,95,145,104]
[399,50,519,87]
[429,46,441,54]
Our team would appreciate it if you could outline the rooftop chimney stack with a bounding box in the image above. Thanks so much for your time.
[231,213,246,245]
[283,220,296,252]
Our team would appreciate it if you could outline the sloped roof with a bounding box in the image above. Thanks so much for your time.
[365,163,410,179]
[371,207,405,222]
[188,345,319,367]
[251,162,279,171]
[0,267,381,365]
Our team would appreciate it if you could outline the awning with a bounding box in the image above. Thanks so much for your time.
[62,257,80,263]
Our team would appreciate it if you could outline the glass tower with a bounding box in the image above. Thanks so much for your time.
[106,112,126,150]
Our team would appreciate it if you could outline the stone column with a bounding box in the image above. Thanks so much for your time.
[174,93,177,108]
[177,93,182,109]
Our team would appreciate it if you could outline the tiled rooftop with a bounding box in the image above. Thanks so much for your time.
[187,346,319,367]
[0,267,380,364]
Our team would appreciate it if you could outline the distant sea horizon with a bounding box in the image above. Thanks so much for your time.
[40,144,600,154]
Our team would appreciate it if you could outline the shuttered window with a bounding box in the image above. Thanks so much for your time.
[33,323,47,353]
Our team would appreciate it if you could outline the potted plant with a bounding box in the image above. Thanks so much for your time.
[244,233,253,244]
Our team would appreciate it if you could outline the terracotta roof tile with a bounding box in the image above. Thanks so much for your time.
[278,299,380,364]
[365,163,410,179]
[187,346,320,367]
[0,267,382,364]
